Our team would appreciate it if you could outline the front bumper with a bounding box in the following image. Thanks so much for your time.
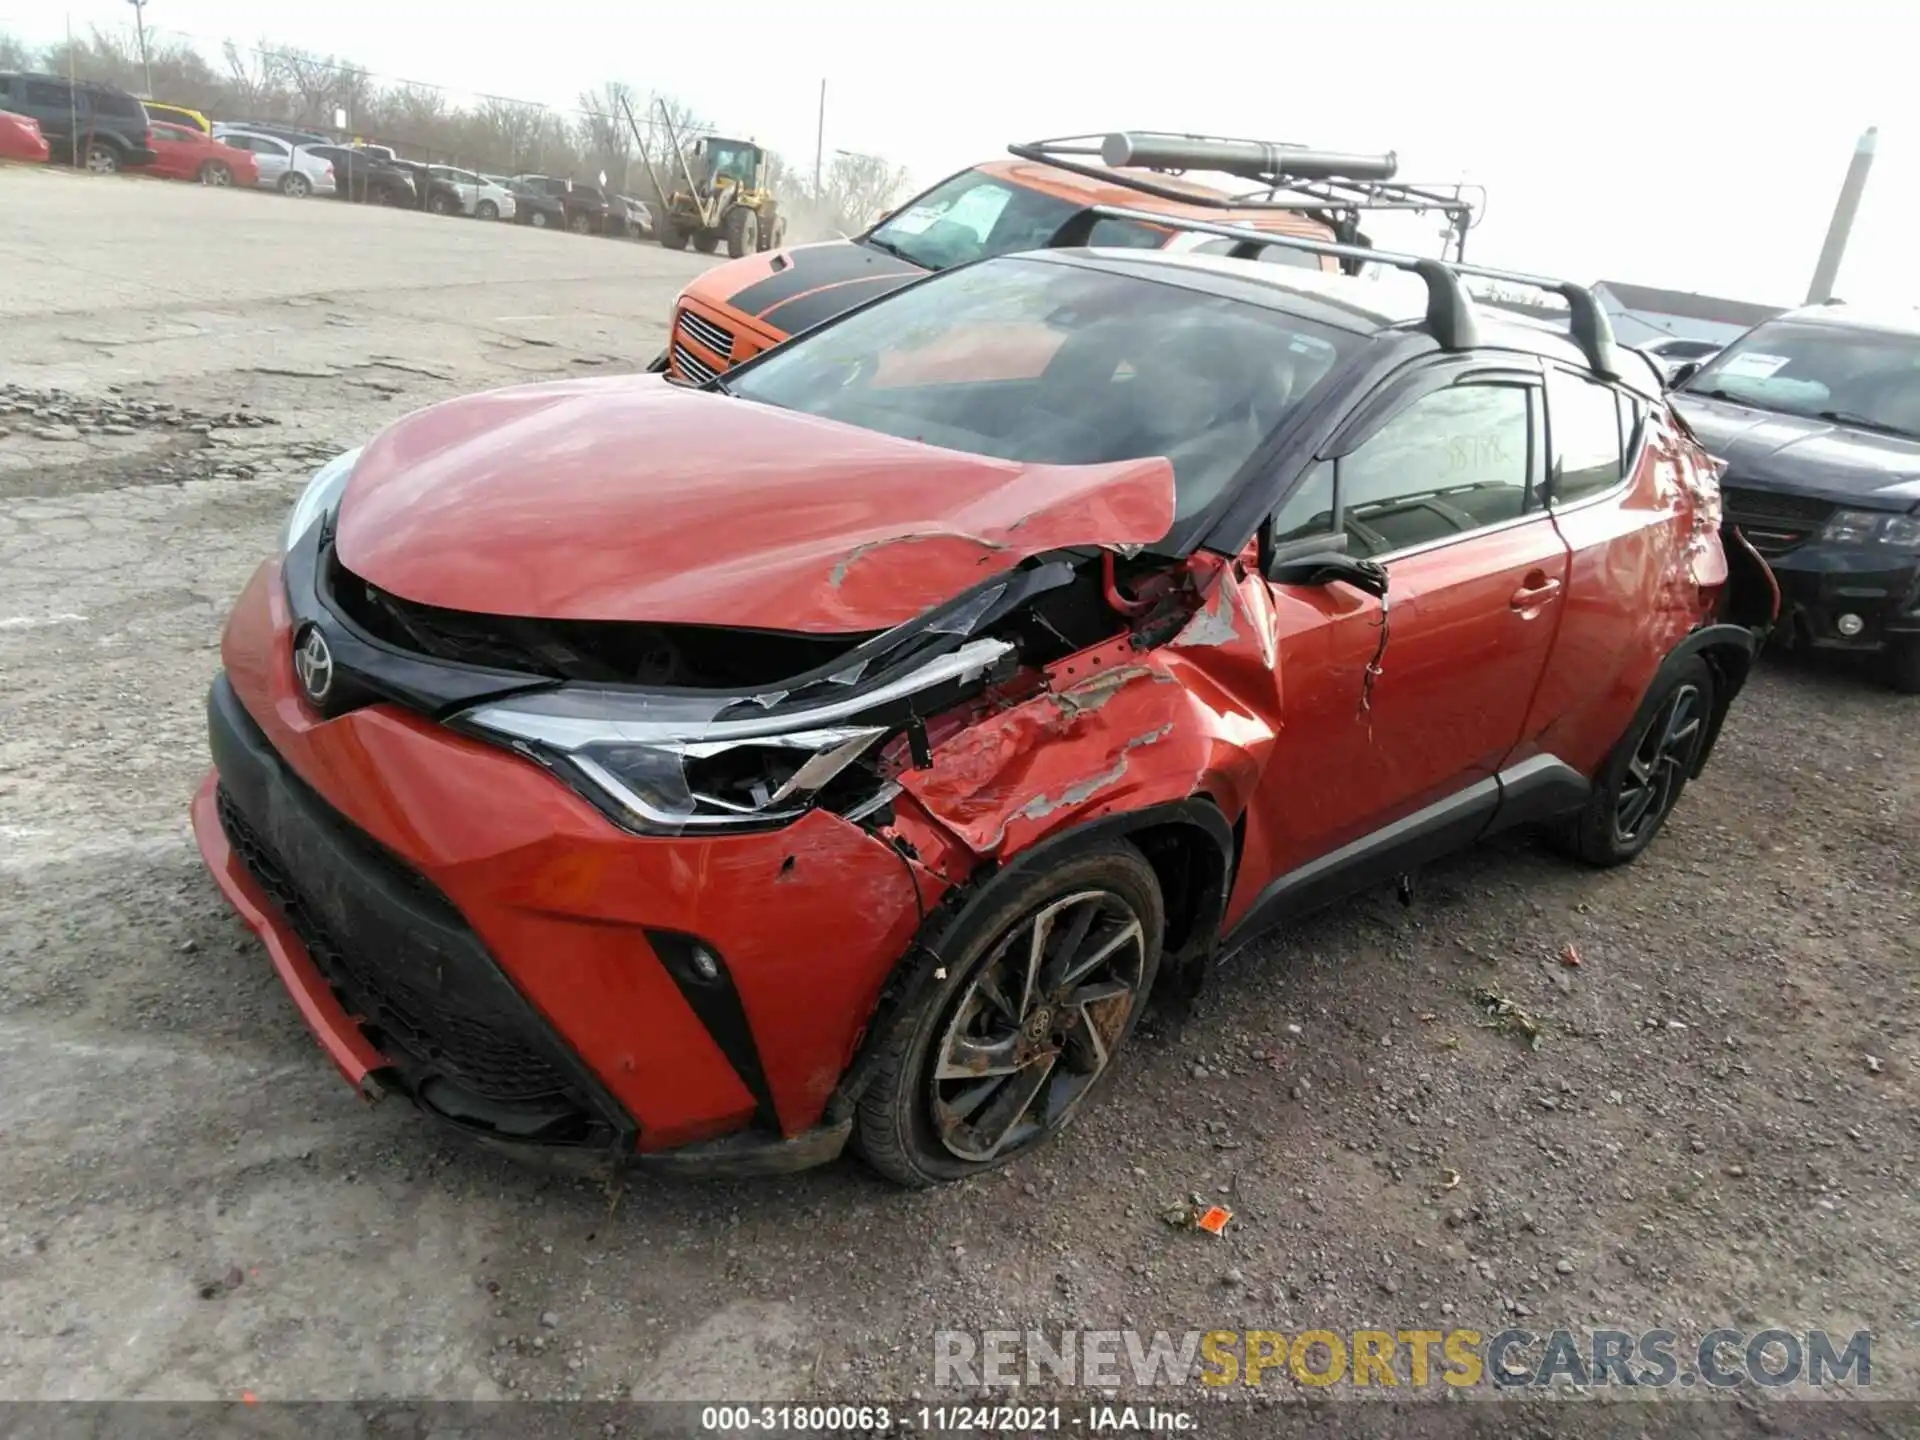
[192,559,932,1169]
[1760,542,1920,653]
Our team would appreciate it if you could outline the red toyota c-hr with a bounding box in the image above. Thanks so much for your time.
[193,219,1774,1186]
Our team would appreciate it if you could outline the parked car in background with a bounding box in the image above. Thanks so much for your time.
[429,166,518,221]
[213,121,330,148]
[384,160,464,215]
[350,142,398,163]
[1671,302,1920,691]
[498,175,566,229]
[515,174,609,234]
[0,72,155,172]
[193,226,1771,1183]
[140,121,259,187]
[0,109,49,164]
[142,100,211,134]
[212,129,336,197]
[305,144,415,206]
[611,194,654,238]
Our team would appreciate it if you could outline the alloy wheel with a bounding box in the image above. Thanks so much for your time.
[85,144,119,174]
[1613,682,1704,845]
[928,888,1148,1163]
[200,162,232,186]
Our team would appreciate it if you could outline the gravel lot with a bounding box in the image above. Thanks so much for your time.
[1,168,1915,1425]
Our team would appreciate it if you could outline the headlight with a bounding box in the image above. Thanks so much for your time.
[282,447,362,552]
[1821,509,1920,549]
[460,637,1011,835]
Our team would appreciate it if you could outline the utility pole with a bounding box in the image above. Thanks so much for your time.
[126,0,153,97]
[1806,126,1877,305]
[813,78,825,195]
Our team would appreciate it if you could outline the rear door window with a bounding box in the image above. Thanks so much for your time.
[24,80,69,108]
[1545,369,1626,505]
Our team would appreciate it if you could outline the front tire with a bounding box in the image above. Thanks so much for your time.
[278,171,311,198]
[529,209,551,228]
[1561,656,1716,866]
[854,845,1164,1188]
[724,206,758,258]
[197,161,232,186]
[1882,637,1920,694]
[658,222,689,251]
[476,199,498,220]
[84,141,121,174]
[692,229,719,254]
[430,192,458,216]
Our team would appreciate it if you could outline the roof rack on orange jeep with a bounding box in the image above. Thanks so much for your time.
[1063,204,1621,381]
[1011,132,1484,262]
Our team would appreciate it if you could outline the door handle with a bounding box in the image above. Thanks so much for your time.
[1510,577,1563,610]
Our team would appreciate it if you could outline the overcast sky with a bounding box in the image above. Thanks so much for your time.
[10,0,1912,307]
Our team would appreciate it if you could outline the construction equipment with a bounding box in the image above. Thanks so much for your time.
[625,96,785,258]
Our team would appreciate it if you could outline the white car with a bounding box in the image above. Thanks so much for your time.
[429,166,518,221]
[210,127,337,198]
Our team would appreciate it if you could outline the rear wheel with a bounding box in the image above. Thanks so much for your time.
[476,199,498,221]
[84,141,121,174]
[692,229,719,254]
[1882,637,1920,695]
[853,845,1164,1188]
[568,211,592,234]
[278,171,311,198]
[197,161,232,187]
[723,206,758,258]
[529,208,552,228]
[1560,656,1715,866]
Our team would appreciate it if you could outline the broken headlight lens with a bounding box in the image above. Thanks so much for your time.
[459,637,1012,835]
[566,727,886,834]
[281,447,362,553]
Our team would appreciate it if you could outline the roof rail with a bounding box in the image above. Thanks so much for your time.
[1010,132,1483,262]
[1056,205,1620,379]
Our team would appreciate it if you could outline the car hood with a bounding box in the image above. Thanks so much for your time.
[1672,393,1920,509]
[332,374,1175,633]
[689,239,926,341]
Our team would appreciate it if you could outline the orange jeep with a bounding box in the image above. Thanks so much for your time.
[650,131,1481,382]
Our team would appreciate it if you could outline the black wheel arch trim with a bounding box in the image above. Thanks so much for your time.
[1652,623,1756,776]
[823,797,1235,1124]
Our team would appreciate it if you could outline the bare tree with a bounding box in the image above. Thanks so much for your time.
[576,80,639,190]
[817,150,911,232]
[221,39,285,119]
[0,28,38,71]
[272,45,348,125]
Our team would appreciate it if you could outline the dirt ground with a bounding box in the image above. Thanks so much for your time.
[1,168,1915,1425]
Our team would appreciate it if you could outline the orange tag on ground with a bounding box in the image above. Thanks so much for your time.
[1197,1205,1232,1235]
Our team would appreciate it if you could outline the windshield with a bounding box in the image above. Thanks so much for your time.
[726,256,1355,524]
[706,141,757,185]
[866,167,1167,271]
[1681,320,1920,438]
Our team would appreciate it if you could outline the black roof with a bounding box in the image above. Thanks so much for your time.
[1594,281,1783,330]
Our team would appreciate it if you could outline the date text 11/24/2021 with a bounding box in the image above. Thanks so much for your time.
[699,1405,1200,1433]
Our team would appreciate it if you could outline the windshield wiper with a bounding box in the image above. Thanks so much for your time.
[860,233,917,265]
[1816,409,1920,441]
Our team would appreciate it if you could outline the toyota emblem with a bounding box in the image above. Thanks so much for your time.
[293,625,334,705]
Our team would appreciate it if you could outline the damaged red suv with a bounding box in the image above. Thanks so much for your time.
[193,214,1774,1186]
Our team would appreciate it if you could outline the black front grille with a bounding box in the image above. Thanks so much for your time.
[1723,484,1834,556]
[216,787,570,1103]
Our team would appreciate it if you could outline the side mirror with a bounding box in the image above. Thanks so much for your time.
[1667,360,1702,389]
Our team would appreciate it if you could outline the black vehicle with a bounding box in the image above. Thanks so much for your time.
[0,71,155,171]
[1671,302,1920,692]
[500,177,565,229]
[304,145,415,206]
[516,174,609,235]
[382,159,464,216]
